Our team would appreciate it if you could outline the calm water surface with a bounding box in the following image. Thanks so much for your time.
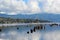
[0,25,60,40]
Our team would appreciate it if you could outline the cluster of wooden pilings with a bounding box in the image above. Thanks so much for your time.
[27,25,45,34]
[0,23,59,33]
[27,24,59,34]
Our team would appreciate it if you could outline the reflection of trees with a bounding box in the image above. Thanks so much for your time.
[0,29,2,32]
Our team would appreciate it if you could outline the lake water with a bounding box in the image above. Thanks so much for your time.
[0,25,60,40]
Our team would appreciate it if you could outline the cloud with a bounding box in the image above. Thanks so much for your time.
[0,0,41,15]
[28,0,41,13]
[43,0,60,14]
[44,31,60,40]
[0,0,60,15]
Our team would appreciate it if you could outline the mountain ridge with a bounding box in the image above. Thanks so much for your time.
[0,13,60,22]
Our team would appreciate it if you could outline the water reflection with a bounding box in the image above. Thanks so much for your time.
[0,25,60,40]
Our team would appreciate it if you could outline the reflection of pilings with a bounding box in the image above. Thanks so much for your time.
[30,29,33,33]
[33,27,36,32]
[17,27,19,30]
[43,25,45,30]
[27,31,29,34]
[0,29,2,32]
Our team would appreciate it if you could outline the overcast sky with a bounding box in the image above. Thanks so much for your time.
[0,0,60,15]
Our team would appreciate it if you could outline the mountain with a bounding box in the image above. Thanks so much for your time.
[0,13,60,22]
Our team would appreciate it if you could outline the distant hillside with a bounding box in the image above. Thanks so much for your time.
[0,13,60,22]
[0,17,50,24]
